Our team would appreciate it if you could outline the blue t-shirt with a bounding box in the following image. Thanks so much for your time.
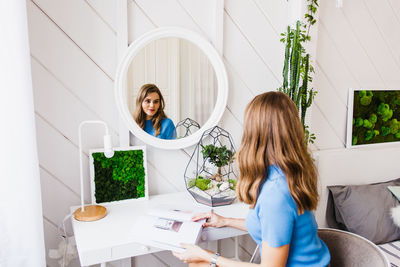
[144,118,176,140]
[246,165,330,266]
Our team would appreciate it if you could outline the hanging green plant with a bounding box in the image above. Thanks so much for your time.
[92,149,145,203]
[278,0,319,145]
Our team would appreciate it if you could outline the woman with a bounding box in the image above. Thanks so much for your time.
[173,92,330,266]
[134,84,176,140]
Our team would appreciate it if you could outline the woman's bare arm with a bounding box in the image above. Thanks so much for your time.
[174,241,289,267]
[191,210,247,231]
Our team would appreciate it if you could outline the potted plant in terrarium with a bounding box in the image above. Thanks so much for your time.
[184,126,238,207]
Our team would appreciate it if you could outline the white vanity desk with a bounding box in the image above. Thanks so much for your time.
[71,191,249,266]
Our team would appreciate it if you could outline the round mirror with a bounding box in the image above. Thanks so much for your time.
[115,27,228,149]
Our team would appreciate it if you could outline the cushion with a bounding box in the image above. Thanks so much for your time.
[388,186,400,202]
[327,178,400,244]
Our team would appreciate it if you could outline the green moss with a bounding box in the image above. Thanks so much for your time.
[377,103,393,122]
[352,136,357,145]
[382,126,391,137]
[369,113,377,124]
[363,119,373,129]
[389,119,400,134]
[365,130,373,141]
[92,149,145,203]
[228,179,237,190]
[352,90,400,145]
[188,179,196,188]
[365,129,379,141]
[355,118,363,127]
[196,178,211,191]
[359,90,373,106]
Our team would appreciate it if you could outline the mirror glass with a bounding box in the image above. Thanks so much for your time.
[126,37,217,140]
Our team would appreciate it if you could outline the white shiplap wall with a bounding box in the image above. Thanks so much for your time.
[312,0,400,227]
[27,0,400,266]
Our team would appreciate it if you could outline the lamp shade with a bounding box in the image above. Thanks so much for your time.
[103,134,114,158]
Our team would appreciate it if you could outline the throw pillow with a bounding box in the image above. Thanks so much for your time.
[328,178,400,244]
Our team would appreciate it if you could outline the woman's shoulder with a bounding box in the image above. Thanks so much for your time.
[258,166,295,208]
[261,165,287,190]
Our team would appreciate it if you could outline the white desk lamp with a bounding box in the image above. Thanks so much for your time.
[74,120,114,222]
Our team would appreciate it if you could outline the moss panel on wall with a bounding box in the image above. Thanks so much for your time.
[351,90,400,146]
[91,149,146,203]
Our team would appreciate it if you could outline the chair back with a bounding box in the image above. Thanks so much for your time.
[318,228,390,267]
[249,228,390,266]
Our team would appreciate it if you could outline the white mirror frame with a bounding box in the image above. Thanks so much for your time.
[115,27,228,149]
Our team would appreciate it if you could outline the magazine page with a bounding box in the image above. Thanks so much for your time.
[132,205,210,252]
[147,206,207,222]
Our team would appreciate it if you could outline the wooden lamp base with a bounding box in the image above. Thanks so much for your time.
[74,205,107,222]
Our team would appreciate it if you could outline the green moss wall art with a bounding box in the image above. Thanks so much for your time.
[347,89,400,147]
[89,146,148,204]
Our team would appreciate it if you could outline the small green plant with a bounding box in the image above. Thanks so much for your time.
[201,144,235,181]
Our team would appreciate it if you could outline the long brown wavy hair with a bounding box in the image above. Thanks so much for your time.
[133,84,167,137]
[237,91,318,214]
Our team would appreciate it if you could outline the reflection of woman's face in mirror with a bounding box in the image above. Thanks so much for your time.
[142,92,160,120]
[133,84,177,140]
[127,38,218,140]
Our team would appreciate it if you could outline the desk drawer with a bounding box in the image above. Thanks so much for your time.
[112,242,162,259]
[202,227,247,241]
[80,248,111,266]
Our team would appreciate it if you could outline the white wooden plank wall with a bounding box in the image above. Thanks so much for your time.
[312,0,400,226]
[27,0,400,266]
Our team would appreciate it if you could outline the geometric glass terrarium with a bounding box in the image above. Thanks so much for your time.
[184,126,237,207]
[175,118,201,139]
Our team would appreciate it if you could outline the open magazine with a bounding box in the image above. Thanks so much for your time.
[132,205,210,252]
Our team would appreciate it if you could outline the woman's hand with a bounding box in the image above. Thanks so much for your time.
[172,244,211,264]
[192,210,227,228]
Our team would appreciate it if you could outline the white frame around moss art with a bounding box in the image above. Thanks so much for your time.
[89,146,148,205]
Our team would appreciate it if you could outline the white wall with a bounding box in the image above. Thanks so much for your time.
[312,0,400,226]
[27,0,400,266]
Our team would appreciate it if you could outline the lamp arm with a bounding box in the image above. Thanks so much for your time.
[78,120,111,212]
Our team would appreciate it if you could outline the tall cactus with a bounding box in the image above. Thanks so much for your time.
[278,0,319,144]
[279,21,316,144]
[278,21,316,143]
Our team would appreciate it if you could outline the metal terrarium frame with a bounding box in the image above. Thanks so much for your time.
[184,126,237,207]
[175,118,201,138]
